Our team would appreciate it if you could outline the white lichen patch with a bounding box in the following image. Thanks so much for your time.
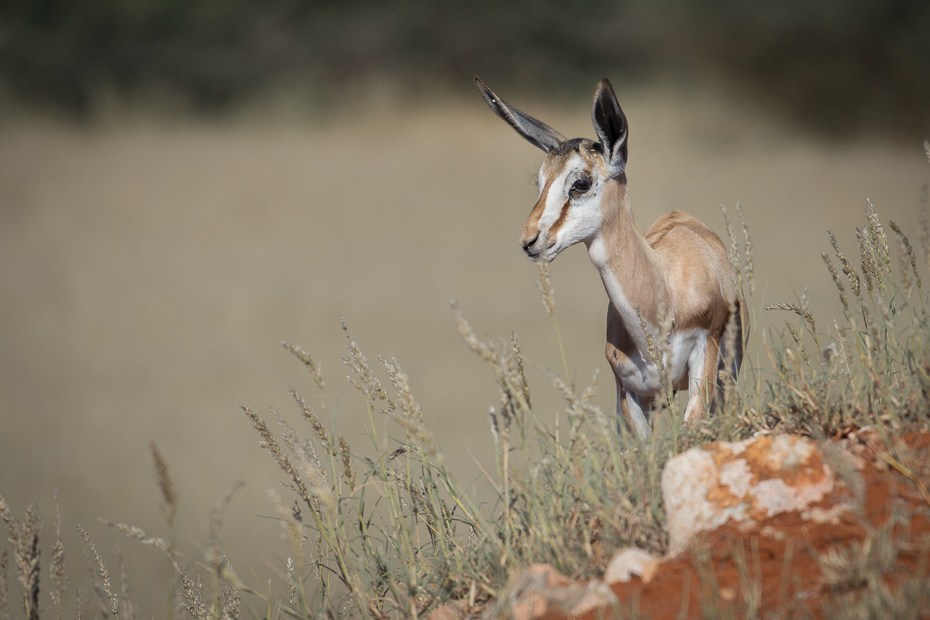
[662,434,850,555]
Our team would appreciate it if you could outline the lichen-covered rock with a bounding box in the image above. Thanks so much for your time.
[662,434,852,555]
[426,599,467,620]
[484,563,617,620]
[603,547,659,584]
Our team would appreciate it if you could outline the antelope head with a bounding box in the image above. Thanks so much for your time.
[475,77,629,262]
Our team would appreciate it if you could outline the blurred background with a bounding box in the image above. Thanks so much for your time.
[2,0,929,137]
[1,0,929,616]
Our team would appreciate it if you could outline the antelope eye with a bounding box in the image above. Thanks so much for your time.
[570,177,592,195]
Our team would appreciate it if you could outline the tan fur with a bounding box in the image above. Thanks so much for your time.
[539,146,742,431]
[478,77,744,437]
[596,181,741,425]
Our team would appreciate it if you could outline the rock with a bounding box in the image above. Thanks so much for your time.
[484,563,618,620]
[427,599,467,620]
[467,432,927,620]
[661,434,854,556]
[603,547,659,584]
[563,581,618,618]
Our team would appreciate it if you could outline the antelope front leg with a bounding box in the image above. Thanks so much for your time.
[683,332,721,424]
[616,376,652,439]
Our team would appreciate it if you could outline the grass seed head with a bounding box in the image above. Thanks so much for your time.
[511,332,531,409]
[50,490,66,619]
[920,182,930,274]
[822,252,851,315]
[720,203,739,273]
[0,496,41,620]
[857,226,878,296]
[889,220,921,290]
[0,549,9,620]
[242,405,322,520]
[380,356,440,462]
[171,558,208,620]
[830,230,862,301]
[452,301,496,364]
[290,388,332,453]
[766,302,815,328]
[635,305,664,375]
[99,521,171,552]
[282,340,325,394]
[78,525,117,617]
[221,584,240,620]
[536,260,556,319]
[736,202,755,298]
[341,317,390,403]
[274,409,336,519]
[338,435,356,491]
[149,442,179,529]
[286,557,298,608]
[865,199,892,274]
[784,321,811,370]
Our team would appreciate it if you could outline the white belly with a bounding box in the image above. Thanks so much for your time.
[611,328,708,396]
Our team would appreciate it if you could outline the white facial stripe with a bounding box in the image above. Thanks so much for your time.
[538,165,573,229]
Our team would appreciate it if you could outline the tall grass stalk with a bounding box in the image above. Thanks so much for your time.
[537,261,572,386]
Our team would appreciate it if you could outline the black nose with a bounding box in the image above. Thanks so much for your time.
[522,233,539,254]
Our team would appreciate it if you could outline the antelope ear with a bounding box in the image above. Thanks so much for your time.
[592,78,628,176]
[475,76,565,153]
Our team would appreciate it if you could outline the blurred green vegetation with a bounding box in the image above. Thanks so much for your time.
[1,0,928,137]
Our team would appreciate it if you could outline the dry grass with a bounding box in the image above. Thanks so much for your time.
[112,188,928,616]
[0,496,41,620]
[49,492,66,620]
[819,520,930,620]
[0,90,928,618]
[149,443,179,533]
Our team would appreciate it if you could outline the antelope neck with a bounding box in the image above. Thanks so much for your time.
[585,180,666,332]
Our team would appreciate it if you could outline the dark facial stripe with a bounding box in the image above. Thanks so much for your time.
[548,200,571,238]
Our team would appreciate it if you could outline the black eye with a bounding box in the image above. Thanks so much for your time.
[570,177,592,196]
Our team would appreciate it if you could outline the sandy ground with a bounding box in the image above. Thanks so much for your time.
[0,84,927,615]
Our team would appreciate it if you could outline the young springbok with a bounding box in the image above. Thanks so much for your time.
[475,77,743,439]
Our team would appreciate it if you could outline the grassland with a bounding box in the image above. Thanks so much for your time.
[0,85,928,618]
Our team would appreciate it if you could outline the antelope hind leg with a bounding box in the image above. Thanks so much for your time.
[683,331,721,424]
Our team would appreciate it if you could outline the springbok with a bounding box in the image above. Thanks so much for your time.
[475,77,743,439]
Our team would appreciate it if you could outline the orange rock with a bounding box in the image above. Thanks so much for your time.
[662,434,855,555]
[425,599,467,620]
[603,547,659,584]
[486,563,617,620]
